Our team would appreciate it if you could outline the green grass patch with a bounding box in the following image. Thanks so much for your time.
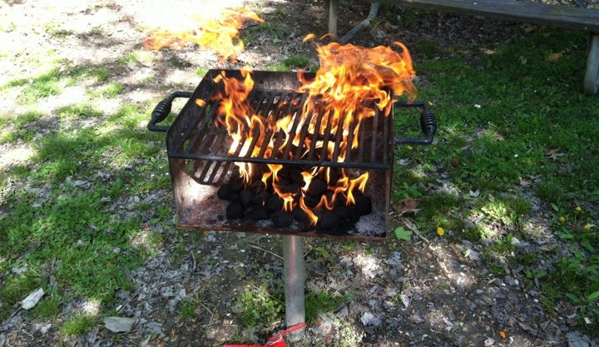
[305,290,349,324]
[395,27,599,327]
[237,284,284,327]
[60,314,97,336]
[18,68,63,105]
[91,82,125,98]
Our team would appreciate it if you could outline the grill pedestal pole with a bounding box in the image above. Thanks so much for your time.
[283,235,305,340]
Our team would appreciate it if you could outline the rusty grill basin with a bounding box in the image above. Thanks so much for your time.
[149,69,436,241]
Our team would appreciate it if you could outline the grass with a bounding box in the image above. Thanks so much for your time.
[0,54,169,332]
[392,28,599,332]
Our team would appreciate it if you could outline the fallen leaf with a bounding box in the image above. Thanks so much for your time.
[546,51,563,62]
[499,330,506,339]
[394,227,412,241]
[393,198,421,216]
[546,149,565,160]
[469,190,480,198]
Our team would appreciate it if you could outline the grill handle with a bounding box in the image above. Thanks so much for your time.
[148,91,193,132]
[394,101,437,145]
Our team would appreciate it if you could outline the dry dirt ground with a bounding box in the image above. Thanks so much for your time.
[1,0,598,346]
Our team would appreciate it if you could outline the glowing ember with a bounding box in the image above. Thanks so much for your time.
[142,8,263,60]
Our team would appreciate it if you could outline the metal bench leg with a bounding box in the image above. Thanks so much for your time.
[328,0,338,39]
[584,34,599,95]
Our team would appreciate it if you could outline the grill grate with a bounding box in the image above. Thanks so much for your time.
[166,70,394,185]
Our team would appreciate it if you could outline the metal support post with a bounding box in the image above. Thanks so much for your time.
[328,0,338,39]
[282,235,305,341]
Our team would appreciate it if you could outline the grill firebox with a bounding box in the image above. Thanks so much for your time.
[149,69,435,241]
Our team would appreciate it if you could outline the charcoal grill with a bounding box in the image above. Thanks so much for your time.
[148,68,435,334]
[148,69,435,241]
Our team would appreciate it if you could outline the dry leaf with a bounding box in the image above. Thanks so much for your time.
[546,51,563,62]
[546,149,565,160]
[524,25,536,33]
[393,198,421,216]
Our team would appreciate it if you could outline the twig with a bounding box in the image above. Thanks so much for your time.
[249,244,283,260]
[199,301,215,327]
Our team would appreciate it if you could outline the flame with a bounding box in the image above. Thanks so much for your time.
[195,36,416,228]
[298,39,416,160]
[142,8,263,60]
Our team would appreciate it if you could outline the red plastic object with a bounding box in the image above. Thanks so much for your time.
[223,323,307,347]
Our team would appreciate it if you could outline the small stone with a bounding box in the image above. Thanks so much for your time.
[360,311,381,326]
[104,317,137,333]
[567,331,591,347]
[408,314,425,324]
[21,288,44,310]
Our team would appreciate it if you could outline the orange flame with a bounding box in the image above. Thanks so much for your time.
[298,39,416,161]
[142,8,263,60]
[198,36,416,227]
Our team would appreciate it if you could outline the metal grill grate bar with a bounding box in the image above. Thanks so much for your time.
[169,88,392,170]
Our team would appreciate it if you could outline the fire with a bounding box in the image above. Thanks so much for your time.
[142,8,263,60]
[298,39,416,157]
[207,38,416,227]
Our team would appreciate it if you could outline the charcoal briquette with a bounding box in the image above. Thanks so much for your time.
[226,202,244,219]
[303,194,320,208]
[266,195,284,212]
[318,210,340,231]
[307,178,327,197]
[217,184,233,200]
[355,194,372,216]
[279,182,299,195]
[335,205,349,220]
[292,207,309,223]
[239,189,254,207]
[249,179,265,195]
[252,191,272,206]
[271,210,293,228]
[249,206,269,220]
[289,167,305,184]
[229,176,245,192]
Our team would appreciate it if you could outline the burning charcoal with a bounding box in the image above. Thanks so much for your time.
[278,182,300,195]
[266,195,284,212]
[278,165,292,180]
[249,180,265,195]
[239,189,254,207]
[271,210,294,228]
[289,167,305,184]
[335,193,347,207]
[354,193,372,216]
[249,206,269,220]
[335,205,349,220]
[229,192,241,204]
[252,191,272,206]
[318,210,341,231]
[229,175,245,193]
[292,207,309,223]
[303,194,320,209]
[307,178,327,197]
[276,177,291,187]
[323,191,335,206]
[217,184,233,200]
[327,169,340,186]
[226,202,244,219]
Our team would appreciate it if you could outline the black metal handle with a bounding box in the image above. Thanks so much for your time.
[148,91,194,132]
[394,101,437,145]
